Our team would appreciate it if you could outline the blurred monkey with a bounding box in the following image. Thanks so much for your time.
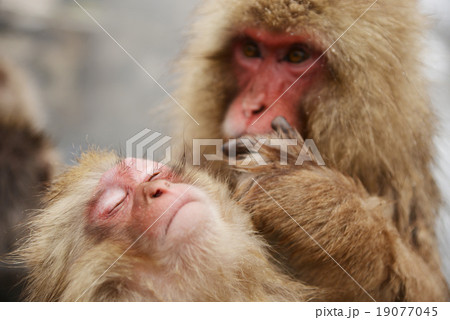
[0,58,56,301]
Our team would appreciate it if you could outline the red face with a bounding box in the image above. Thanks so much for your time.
[223,28,324,137]
[88,158,216,245]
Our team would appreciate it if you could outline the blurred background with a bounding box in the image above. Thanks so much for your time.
[0,0,449,279]
[0,0,201,162]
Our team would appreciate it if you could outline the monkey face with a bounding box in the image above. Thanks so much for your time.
[223,28,325,138]
[88,158,220,249]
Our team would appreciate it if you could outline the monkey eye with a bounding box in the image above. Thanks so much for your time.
[146,172,160,182]
[285,46,309,64]
[101,188,128,217]
[242,41,261,58]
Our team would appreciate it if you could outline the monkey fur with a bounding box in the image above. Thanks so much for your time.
[0,59,55,301]
[228,118,448,301]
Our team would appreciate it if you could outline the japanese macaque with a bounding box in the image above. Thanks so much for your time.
[15,151,316,301]
[0,59,55,301]
[176,0,448,301]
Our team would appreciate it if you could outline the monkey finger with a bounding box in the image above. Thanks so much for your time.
[271,116,305,143]
[223,139,252,157]
[271,116,293,134]
[222,140,236,157]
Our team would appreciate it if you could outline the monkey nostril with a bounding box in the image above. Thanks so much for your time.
[252,105,265,115]
[152,189,163,198]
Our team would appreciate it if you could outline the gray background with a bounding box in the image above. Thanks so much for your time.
[0,0,449,280]
[0,0,201,161]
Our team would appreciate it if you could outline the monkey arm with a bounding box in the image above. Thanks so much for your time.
[234,164,447,301]
[227,118,448,301]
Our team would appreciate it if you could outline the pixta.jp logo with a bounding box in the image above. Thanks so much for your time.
[126,129,172,171]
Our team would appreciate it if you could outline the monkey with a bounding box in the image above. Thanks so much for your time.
[14,150,318,301]
[175,0,448,301]
[0,58,56,301]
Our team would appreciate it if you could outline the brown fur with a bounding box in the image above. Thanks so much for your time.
[176,0,448,301]
[0,59,56,301]
[231,127,448,301]
[15,151,316,301]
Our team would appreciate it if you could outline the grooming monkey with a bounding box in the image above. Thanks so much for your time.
[0,59,55,301]
[176,0,448,300]
[15,151,316,301]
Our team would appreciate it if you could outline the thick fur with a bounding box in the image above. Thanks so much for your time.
[231,127,448,301]
[16,151,316,301]
[0,59,55,301]
[176,0,448,301]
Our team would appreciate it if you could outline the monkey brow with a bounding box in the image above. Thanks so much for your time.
[118,162,132,174]
[115,159,143,178]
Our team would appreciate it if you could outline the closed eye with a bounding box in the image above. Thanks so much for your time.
[146,172,160,182]
[101,188,128,217]
[109,194,127,215]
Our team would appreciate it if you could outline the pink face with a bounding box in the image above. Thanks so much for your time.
[88,158,215,244]
[223,28,325,137]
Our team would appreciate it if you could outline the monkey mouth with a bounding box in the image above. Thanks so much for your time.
[223,106,309,139]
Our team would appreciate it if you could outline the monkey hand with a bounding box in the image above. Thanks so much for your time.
[223,116,319,172]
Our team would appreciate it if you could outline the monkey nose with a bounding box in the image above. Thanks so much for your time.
[244,104,266,118]
[252,104,266,115]
[142,180,170,200]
